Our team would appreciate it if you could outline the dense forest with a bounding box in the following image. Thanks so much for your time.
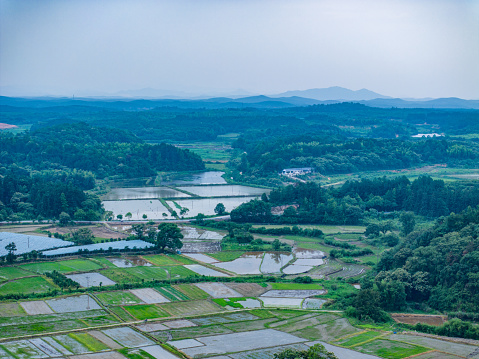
[228,136,479,185]
[0,123,204,221]
[0,123,204,178]
[370,205,479,313]
[231,176,479,224]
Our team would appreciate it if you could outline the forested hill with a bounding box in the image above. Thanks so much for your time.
[229,136,479,185]
[0,123,204,178]
[373,205,479,312]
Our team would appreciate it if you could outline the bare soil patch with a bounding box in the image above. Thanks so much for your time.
[392,313,446,326]
[225,282,268,297]
[49,225,128,239]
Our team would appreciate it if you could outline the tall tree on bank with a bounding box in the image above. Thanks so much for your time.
[154,223,184,252]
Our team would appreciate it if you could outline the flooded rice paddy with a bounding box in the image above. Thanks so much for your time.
[168,196,259,217]
[178,185,270,197]
[102,187,189,200]
[107,256,152,268]
[160,171,227,185]
[103,199,172,220]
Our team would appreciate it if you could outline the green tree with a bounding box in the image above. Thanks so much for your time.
[274,343,337,359]
[59,212,71,226]
[60,192,69,213]
[272,238,281,251]
[214,203,226,215]
[5,242,17,264]
[117,214,123,220]
[399,211,416,236]
[71,228,95,245]
[125,212,133,220]
[142,214,148,220]
[154,223,184,252]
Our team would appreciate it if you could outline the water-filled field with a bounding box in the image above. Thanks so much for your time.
[177,185,270,197]
[103,199,172,220]
[102,187,190,200]
[0,232,73,256]
[43,240,154,256]
[160,171,227,185]
[167,196,259,217]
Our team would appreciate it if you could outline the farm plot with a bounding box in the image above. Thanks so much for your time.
[386,334,478,357]
[141,254,182,266]
[302,298,327,309]
[213,253,263,274]
[0,266,35,282]
[181,240,222,253]
[294,318,362,341]
[354,339,430,358]
[154,285,190,301]
[20,259,102,274]
[224,317,278,332]
[174,284,210,300]
[185,264,230,277]
[391,314,445,326]
[194,282,242,298]
[160,300,222,317]
[46,295,101,312]
[273,314,340,333]
[122,304,170,320]
[29,337,64,357]
[68,332,109,352]
[294,259,324,266]
[184,253,219,263]
[106,257,135,268]
[0,276,57,295]
[156,325,233,342]
[0,232,73,256]
[1,339,49,359]
[20,300,54,315]
[261,253,293,274]
[164,319,197,328]
[0,302,26,317]
[102,327,155,348]
[198,231,224,240]
[328,264,367,279]
[336,331,383,347]
[168,338,204,349]
[96,291,143,306]
[208,251,245,262]
[135,322,169,332]
[179,329,306,357]
[43,239,154,256]
[228,343,310,359]
[261,290,325,298]
[191,312,258,326]
[102,266,195,284]
[283,265,314,274]
[66,272,116,287]
[225,282,268,297]
[261,297,304,308]
[139,345,180,359]
[305,341,382,359]
[53,334,91,354]
[0,319,89,339]
[129,288,170,304]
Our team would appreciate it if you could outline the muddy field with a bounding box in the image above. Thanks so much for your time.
[392,313,446,326]
[48,225,128,239]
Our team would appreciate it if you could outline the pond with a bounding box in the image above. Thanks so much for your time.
[178,185,270,197]
[167,196,259,217]
[103,199,173,220]
[102,187,189,200]
[160,171,227,185]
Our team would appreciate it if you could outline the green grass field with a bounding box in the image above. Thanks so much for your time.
[109,306,136,322]
[269,282,323,290]
[207,251,245,262]
[0,276,58,295]
[142,254,183,266]
[101,266,196,284]
[174,284,210,300]
[96,291,143,306]
[336,331,383,346]
[19,259,102,274]
[354,339,430,359]
[154,286,190,301]
[91,257,117,268]
[0,266,36,282]
[68,332,109,351]
[0,302,26,317]
[123,304,170,320]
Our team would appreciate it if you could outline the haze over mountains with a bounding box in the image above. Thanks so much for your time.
[0,86,478,110]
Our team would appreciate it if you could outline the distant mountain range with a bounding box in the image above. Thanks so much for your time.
[272,86,391,101]
[1,86,478,110]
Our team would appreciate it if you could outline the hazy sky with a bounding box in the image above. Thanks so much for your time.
[1,0,478,98]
